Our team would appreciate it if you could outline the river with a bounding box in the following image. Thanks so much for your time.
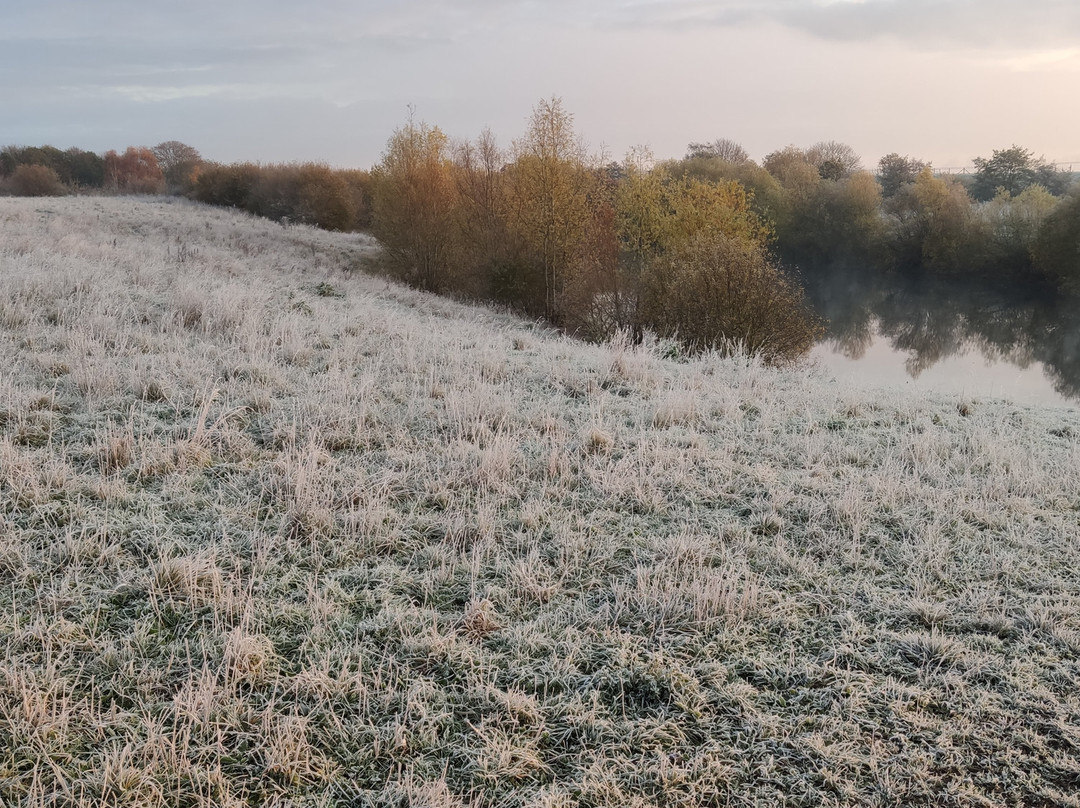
[802,267,1080,409]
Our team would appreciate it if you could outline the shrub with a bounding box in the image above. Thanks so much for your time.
[244,164,300,221]
[637,230,822,364]
[296,163,356,231]
[192,162,261,209]
[339,169,373,230]
[195,163,370,232]
[8,164,67,196]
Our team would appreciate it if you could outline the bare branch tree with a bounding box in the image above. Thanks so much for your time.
[685,139,750,163]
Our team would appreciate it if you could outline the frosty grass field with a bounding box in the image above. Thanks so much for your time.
[2,196,1080,806]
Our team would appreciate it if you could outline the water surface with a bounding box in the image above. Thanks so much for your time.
[803,268,1080,409]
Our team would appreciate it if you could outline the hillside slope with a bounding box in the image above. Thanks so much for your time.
[2,197,1080,806]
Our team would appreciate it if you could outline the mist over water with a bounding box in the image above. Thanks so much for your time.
[802,266,1080,408]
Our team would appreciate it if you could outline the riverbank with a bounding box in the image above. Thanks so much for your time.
[2,197,1079,806]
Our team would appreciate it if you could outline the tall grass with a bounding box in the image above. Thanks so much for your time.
[1,196,1079,806]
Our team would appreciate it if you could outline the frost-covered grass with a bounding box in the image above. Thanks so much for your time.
[2,196,1080,807]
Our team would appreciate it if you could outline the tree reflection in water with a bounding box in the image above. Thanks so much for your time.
[802,265,1080,403]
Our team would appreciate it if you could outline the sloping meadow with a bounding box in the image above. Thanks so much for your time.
[2,197,1080,806]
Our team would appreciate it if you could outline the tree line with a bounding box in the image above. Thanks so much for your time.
[0,142,373,233]
[668,141,1078,291]
[367,101,822,363]
[4,104,1078,362]
[365,102,1080,360]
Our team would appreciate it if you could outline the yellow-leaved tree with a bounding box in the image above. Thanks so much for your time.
[504,97,596,319]
[887,167,985,272]
[371,118,459,292]
[635,173,818,361]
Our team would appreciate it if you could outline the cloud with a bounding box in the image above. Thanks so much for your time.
[776,0,1080,49]
[4,0,1079,167]
[542,0,1080,50]
[0,1,479,112]
[0,26,440,112]
[107,83,295,104]
[1,1,489,45]
[7,0,1080,52]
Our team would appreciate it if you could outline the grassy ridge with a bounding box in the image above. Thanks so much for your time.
[2,197,1080,806]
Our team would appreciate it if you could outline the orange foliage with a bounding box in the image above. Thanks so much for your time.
[104,147,165,194]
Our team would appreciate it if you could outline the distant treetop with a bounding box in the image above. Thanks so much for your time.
[685,139,749,164]
[971,145,1067,201]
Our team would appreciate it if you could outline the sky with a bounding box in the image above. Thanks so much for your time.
[3,0,1080,171]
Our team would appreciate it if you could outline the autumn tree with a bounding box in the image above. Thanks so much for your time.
[655,176,776,262]
[104,147,165,194]
[610,151,816,361]
[504,97,595,319]
[152,141,202,193]
[557,146,666,338]
[888,168,984,272]
[763,147,821,199]
[615,152,771,287]
[760,147,820,264]
[794,171,885,266]
[761,143,888,268]
[840,171,887,255]
[663,156,785,235]
[615,148,669,266]
[370,118,459,292]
